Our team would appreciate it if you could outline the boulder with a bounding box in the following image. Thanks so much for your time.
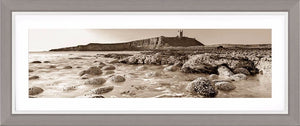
[163,65,177,72]
[104,70,115,75]
[63,66,72,69]
[217,66,233,78]
[233,67,250,75]
[110,75,126,82]
[181,62,217,74]
[102,65,116,70]
[31,61,42,63]
[98,62,107,67]
[215,82,236,91]
[79,66,102,76]
[230,73,247,81]
[235,60,258,75]
[81,74,89,79]
[29,76,39,80]
[84,78,106,85]
[85,66,102,75]
[49,65,56,68]
[181,54,258,75]
[186,77,218,97]
[29,87,44,95]
[91,86,114,94]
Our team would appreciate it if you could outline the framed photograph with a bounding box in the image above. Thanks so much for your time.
[2,0,300,126]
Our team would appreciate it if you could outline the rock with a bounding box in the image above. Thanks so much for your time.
[29,69,34,72]
[166,56,178,65]
[145,71,162,77]
[84,78,106,85]
[99,62,106,66]
[31,61,42,63]
[186,77,218,97]
[86,66,102,75]
[102,65,116,70]
[79,70,87,76]
[29,87,44,95]
[63,86,77,91]
[79,66,102,76]
[109,59,119,64]
[181,54,258,75]
[91,86,114,94]
[217,66,233,78]
[111,75,126,82]
[163,65,177,72]
[49,65,56,68]
[235,60,258,75]
[43,61,50,63]
[81,74,89,79]
[29,76,39,80]
[233,67,250,75]
[63,66,72,69]
[136,66,147,71]
[90,95,105,98]
[209,74,218,80]
[181,62,217,74]
[104,70,115,75]
[230,73,247,81]
[215,82,236,91]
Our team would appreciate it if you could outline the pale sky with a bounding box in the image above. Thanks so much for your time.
[29,29,271,51]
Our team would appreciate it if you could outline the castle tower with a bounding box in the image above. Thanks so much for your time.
[178,30,183,38]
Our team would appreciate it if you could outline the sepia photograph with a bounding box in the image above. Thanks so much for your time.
[28,29,272,98]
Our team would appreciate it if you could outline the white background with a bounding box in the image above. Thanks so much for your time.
[12,12,288,114]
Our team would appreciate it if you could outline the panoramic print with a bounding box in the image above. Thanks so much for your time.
[28,29,272,98]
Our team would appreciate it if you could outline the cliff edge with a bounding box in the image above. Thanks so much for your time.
[50,36,204,51]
